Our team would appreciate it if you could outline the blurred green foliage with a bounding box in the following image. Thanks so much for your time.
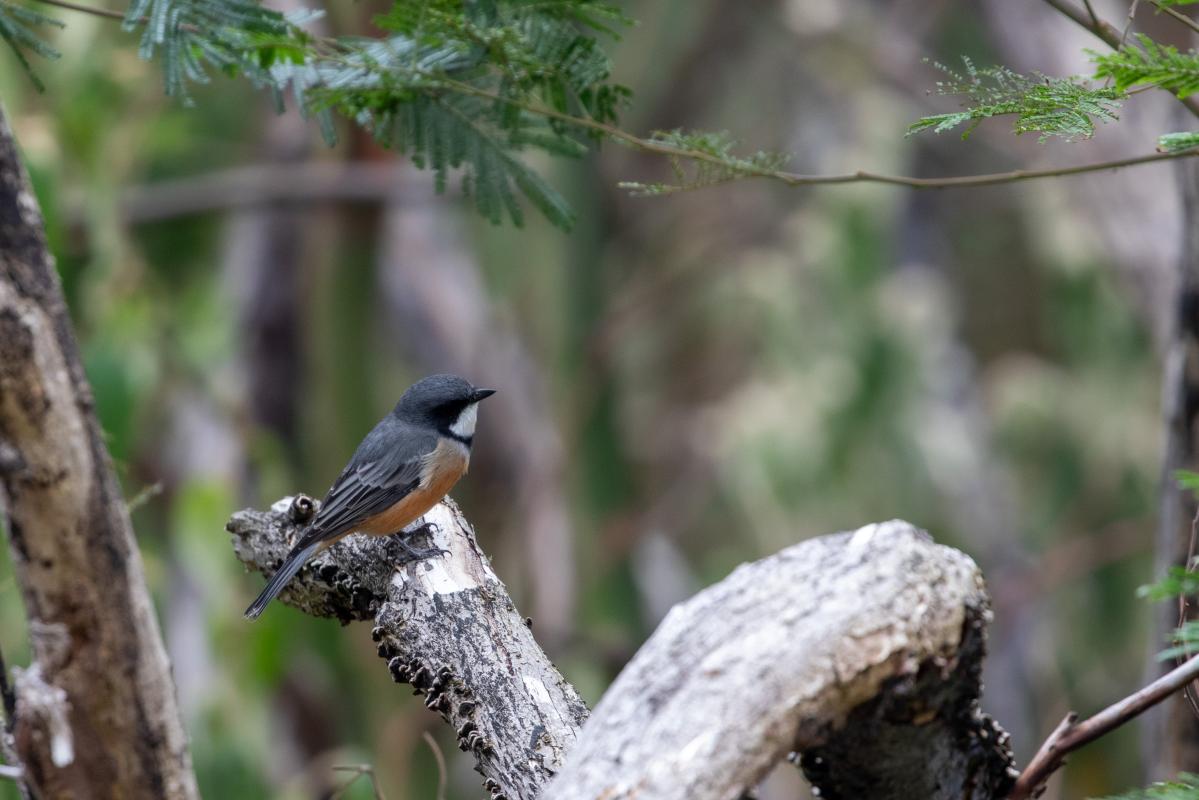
[0,1,1180,798]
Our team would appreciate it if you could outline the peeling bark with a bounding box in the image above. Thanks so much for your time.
[0,105,198,798]
[230,500,1015,800]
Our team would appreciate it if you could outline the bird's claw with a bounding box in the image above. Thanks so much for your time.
[389,521,448,566]
[394,539,449,563]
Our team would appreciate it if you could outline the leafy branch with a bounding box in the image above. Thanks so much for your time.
[121,0,298,102]
[907,59,1123,141]
[1093,33,1199,98]
[1041,0,1199,117]
[7,0,1199,229]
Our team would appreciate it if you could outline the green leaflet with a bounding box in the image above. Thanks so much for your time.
[0,0,63,91]
[121,0,300,101]
[1159,132,1199,153]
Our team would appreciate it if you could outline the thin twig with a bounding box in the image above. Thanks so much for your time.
[1179,505,1199,718]
[1043,0,1125,47]
[0,766,22,781]
[125,481,162,515]
[1008,655,1199,799]
[1082,0,1101,26]
[1041,0,1199,118]
[0,642,14,734]
[1120,0,1144,49]
[330,765,386,800]
[1150,0,1199,36]
[428,75,1199,189]
[421,732,447,800]
[29,0,124,22]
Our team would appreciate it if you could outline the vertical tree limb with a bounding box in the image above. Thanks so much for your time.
[0,104,198,799]
[1145,149,1199,780]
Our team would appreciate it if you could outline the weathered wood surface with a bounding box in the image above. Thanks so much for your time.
[544,520,1015,800]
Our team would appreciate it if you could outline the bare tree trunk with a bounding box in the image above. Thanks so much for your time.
[0,105,198,799]
[376,179,578,646]
[230,493,1016,800]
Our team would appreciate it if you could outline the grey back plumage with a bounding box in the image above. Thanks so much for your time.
[296,374,488,547]
[297,416,438,546]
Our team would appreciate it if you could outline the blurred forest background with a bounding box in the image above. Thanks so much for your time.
[0,0,1190,798]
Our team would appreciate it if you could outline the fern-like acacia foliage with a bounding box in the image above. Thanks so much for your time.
[254,0,634,229]
[0,0,61,90]
[121,0,301,103]
[7,0,631,229]
[907,58,1123,141]
[1092,34,1199,98]
[6,0,1199,227]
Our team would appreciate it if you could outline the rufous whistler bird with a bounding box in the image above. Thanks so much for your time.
[244,374,495,620]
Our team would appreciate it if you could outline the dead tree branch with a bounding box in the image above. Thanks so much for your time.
[228,496,589,800]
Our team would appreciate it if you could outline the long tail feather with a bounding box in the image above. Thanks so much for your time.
[244,541,321,620]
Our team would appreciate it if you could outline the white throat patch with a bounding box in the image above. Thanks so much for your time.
[450,402,478,439]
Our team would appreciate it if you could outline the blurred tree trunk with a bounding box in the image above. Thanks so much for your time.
[0,105,198,798]
[377,174,578,646]
[1147,156,1199,780]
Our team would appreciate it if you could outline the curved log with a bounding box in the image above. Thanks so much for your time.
[544,520,1016,800]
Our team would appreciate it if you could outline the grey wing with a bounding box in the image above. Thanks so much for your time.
[297,427,436,546]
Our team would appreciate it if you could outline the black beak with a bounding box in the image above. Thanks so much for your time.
[473,388,496,401]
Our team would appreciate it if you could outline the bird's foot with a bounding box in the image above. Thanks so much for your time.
[390,522,448,566]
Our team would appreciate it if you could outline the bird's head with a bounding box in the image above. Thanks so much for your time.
[394,374,495,443]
